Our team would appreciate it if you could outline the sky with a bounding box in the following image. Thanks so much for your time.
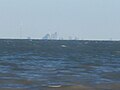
[0,0,120,40]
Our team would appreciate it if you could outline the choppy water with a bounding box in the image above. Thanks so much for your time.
[0,39,120,90]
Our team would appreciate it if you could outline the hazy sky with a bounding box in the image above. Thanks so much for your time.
[0,0,120,40]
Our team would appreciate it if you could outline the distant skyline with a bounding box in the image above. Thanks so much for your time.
[0,0,120,40]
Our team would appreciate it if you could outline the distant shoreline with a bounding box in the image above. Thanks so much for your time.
[0,38,120,42]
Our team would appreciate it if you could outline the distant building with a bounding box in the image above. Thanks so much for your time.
[42,32,58,40]
[42,34,51,40]
[51,32,58,40]
[27,37,31,39]
[74,37,79,40]
[54,32,58,39]
[59,37,64,40]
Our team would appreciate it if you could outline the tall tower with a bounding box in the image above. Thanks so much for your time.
[54,32,58,40]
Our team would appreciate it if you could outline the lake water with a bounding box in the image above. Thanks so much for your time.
[0,39,120,90]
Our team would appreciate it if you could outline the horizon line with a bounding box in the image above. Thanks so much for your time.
[0,38,120,41]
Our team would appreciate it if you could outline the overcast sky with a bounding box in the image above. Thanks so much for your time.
[0,0,120,40]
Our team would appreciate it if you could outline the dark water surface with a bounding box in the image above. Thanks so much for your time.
[0,39,120,90]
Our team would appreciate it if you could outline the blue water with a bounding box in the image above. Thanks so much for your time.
[0,39,120,90]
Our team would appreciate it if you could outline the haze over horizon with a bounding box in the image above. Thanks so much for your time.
[0,0,120,40]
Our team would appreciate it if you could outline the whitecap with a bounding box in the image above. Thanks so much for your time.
[61,45,67,48]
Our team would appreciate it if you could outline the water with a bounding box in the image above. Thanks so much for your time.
[0,39,120,90]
